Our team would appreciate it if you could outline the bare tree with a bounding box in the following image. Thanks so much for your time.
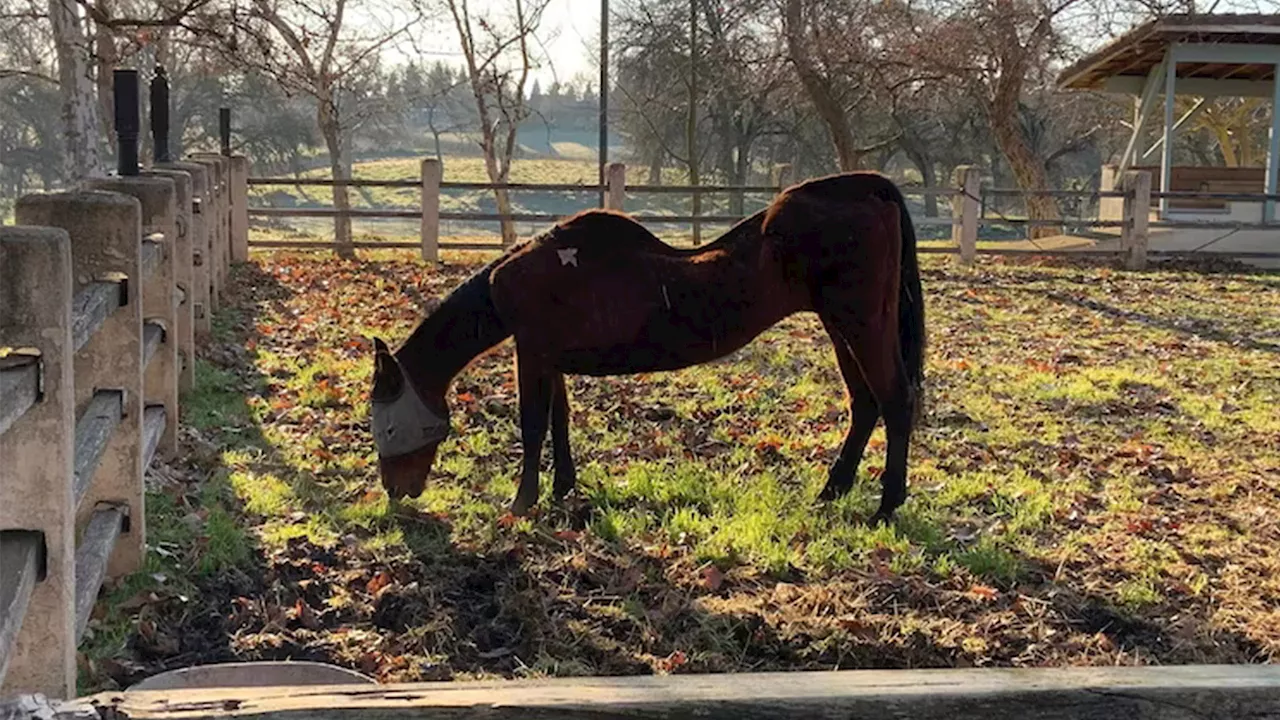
[48,0,103,180]
[445,0,549,246]
[229,0,418,257]
[782,0,900,172]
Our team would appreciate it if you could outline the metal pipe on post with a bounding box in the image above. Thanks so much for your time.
[219,108,232,157]
[598,0,608,209]
[150,66,171,164]
[115,69,140,177]
[687,0,700,245]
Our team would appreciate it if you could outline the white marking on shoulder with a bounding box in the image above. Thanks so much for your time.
[557,248,579,267]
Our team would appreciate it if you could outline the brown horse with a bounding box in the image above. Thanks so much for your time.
[369,171,925,524]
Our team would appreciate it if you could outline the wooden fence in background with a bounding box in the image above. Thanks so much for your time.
[247,162,1280,269]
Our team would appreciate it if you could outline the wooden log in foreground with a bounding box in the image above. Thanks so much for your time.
[30,665,1280,720]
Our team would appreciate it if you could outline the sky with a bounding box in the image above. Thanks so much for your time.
[407,0,602,88]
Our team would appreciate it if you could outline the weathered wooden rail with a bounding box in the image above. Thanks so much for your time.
[0,68,246,700]
[248,162,1280,267]
[4,664,1279,719]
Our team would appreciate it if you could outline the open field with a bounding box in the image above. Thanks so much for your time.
[79,251,1280,691]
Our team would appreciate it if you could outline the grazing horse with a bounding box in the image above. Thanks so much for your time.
[369,172,925,524]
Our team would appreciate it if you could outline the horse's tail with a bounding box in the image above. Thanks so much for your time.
[889,184,926,403]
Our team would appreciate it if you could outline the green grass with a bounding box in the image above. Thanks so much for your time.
[84,250,1280,689]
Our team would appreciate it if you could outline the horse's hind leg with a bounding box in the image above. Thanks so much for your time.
[818,319,880,501]
[550,372,577,500]
[823,310,916,525]
[512,351,554,516]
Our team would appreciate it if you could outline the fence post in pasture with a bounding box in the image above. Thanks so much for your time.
[15,191,147,578]
[773,163,793,190]
[189,155,227,306]
[157,161,211,340]
[86,177,180,458]
[230,156,250,263]
[606,163,626,211]
[142,169,195,392]
[420,158,441,263]
[0,227,77,699]
[951,165,980,266]
[1098,164,1124,223]
[1120,170,1151,271]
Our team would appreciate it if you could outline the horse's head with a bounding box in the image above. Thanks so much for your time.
[369,337,450,499]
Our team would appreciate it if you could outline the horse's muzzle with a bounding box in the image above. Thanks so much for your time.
[378,443,440,499]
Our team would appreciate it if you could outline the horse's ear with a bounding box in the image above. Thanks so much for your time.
[372,337,392,356]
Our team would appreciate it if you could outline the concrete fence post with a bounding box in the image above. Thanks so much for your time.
[87,176,180,458]
[143,169,195,392]
[230,156,250,263]
[420,158,441,263]
[157,161,212,339]
[606,163,626,211]
[15,192,146,578]
[0,227,77,699]
[190,154,228,305]
[1121,170,1151,271]
[951,165,981,266]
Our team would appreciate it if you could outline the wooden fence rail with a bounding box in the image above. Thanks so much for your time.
[11,664,1280,719]
[0,151,246,699]
[247,160,1280,265]
[248,162,1191,269]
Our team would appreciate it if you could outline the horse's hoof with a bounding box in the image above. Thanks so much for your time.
[552,474,577,501]
[510,495,536,517]
[868,509,895,526]
[817,483,849,502]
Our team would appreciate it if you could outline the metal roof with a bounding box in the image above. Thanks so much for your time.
[1057,14,1280,91]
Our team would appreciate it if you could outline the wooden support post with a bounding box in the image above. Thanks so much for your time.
[773,163,794,190]
[951,165,980,266]
[1098,165,1124,223]
[156,162,211,339]
[86,176,180,457]
[1121,170,1151,271]
[1160,50,1177,218]
[0,227,77,699]
[1266,69,1280,224]
[143,169,195,392]
[16,191,146,578]
[419,158,441,263]
[606,163,626,211]
[230,156,250,262]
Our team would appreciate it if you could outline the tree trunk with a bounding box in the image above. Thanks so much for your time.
[50,0,103,181]
[647,143,664,184]
[94,0,115,153]
[905,147,938,217]
[783,0,859,172]
[990,110,1060,238]
[318,98,354,258]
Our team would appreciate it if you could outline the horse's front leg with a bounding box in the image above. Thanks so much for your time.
[550,372,577,500]
[512,354,553,516]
